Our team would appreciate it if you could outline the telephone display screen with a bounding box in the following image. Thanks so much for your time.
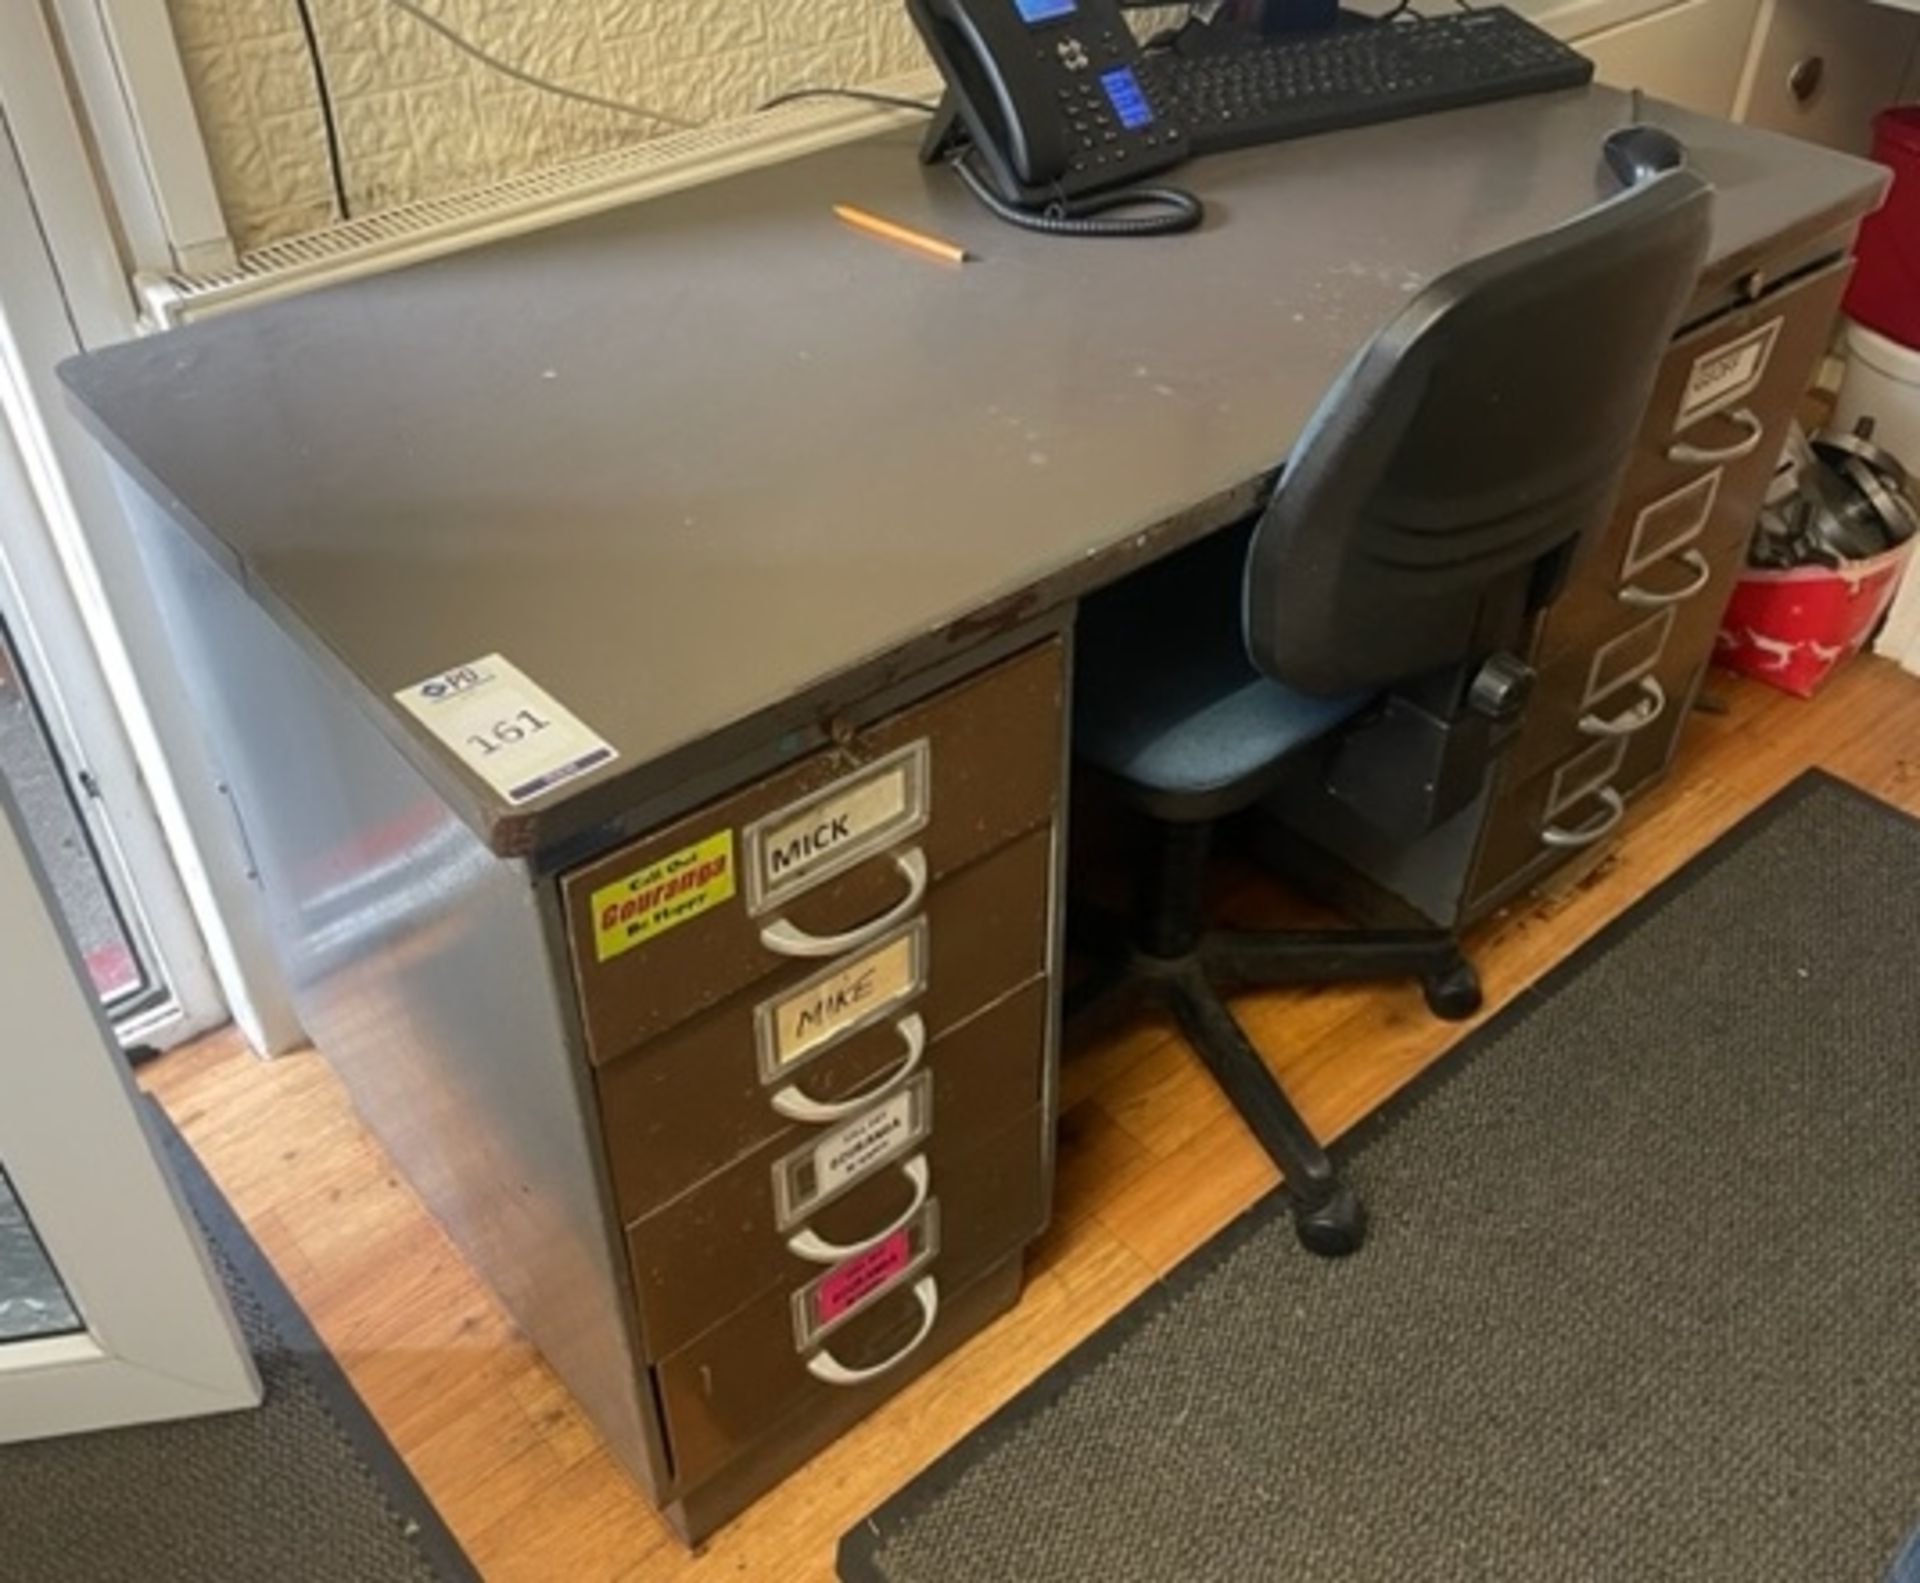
[1013,0,1077,21]
[1100,67,1154,128]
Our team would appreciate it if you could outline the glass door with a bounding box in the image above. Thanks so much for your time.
[0,774,257,1438]
[0,98,230,1054]
[0,614,163,1024]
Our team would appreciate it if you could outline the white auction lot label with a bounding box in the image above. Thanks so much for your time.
[396,654,616,805]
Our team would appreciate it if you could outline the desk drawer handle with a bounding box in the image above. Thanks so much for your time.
[1619,549,1712,609]
[786,1154,931,1264]
[806,1276,939,1387]
[770,1013,926,1124]
[760,848,928,959]
[1666,407,1764,467]
[1541,787,1626,850]
[1579,676,1666,739]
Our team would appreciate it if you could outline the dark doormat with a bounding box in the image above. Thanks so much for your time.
[841,771,1920,1583]
[0,1105,477,1582]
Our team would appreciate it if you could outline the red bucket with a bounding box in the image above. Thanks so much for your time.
[1846,107,1920,350]
[1715,542,1914,698]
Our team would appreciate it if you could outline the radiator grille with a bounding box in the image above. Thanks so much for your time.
[137,73,940,326]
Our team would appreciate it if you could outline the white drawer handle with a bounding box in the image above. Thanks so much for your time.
[805,1276,939,1387]
[1579,675,1666,739]
[786,1154,931,1264]
[1667,406,1764,466]
[1542,786,1627,850]
[769,1013,926,1123]
[759,848,928,959]
[1619,548,1712,609]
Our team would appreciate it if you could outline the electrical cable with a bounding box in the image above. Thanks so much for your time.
[758,87,941,115]
[381,0,699,129]
[290,0,352,220]
[950,155,1203,237]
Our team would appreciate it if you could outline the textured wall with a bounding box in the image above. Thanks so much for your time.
[166,0,942,250]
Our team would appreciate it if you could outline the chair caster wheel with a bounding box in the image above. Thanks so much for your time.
[1292,1180,1366,1258]
[1423,959,1483,1022]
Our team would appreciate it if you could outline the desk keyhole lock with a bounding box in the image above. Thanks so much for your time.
[828,714,858,751]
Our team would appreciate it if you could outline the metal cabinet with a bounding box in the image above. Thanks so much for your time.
[1576,0,1765,119]
[1736,0,1920,155]
[1265,237,1862,932]
[562,638,1065,1536]
[1465,257,1854,913]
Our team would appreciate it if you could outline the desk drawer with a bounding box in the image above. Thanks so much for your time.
[1471,735,1631,908]
[654,1105,1048,1487]
[1471,258,1853,913]
[1507,605,1679,786]
[597,826,1053,1223]
[1536,259,1852,677]
[625,981,1048,1357]
[563,641,1063,1060]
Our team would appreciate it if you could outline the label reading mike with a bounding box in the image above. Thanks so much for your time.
[757,922,925,1078]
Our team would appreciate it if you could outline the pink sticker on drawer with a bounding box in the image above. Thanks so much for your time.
[814,1228,914,1327]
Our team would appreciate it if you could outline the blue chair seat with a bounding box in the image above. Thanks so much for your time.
[1075,525,1372,820]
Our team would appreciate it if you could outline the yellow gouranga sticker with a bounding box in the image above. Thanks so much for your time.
[590,831,736,962]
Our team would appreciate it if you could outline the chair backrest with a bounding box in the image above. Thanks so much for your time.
[1245,168,1714,697]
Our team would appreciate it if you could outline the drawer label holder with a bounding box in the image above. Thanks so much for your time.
[755,919,926,1082]
[1676,319,1781,430]
[1621,470,1721,582]
[793,1200,939,1351]
[772,1073,933,1230]
[744,741,930,914]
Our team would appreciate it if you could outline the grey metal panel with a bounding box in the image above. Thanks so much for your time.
[57,92,1884,856]
[111,473,665,1495]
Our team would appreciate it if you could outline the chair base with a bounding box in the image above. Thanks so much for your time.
[1067,915,1481,1259]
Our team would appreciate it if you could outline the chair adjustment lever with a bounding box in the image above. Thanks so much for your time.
[1467,653,1535,721]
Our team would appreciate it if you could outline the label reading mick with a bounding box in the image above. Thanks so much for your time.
[746,741,929,911]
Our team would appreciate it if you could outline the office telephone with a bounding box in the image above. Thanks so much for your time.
[905,0,1204,235]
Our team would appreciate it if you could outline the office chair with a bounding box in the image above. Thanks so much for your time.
[1072,166,1713,1256]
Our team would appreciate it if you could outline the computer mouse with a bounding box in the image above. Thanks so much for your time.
[1603,124,1687,188]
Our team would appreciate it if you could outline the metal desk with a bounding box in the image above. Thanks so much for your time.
[61,87,1883,1540]
[65,90,1879,858]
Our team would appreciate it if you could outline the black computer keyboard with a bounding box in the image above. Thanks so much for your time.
[1150,8,1595,157]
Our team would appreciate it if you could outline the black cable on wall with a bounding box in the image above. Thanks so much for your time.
[290,0,352,221]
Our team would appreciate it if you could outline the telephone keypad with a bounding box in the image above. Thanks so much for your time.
[980,8,1188,196]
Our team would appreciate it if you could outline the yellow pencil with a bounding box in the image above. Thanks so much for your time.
[833,203,970,265]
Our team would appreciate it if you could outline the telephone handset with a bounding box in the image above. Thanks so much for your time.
[906,0,1200,233]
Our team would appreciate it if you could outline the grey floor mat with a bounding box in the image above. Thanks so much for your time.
[841,771,1920,1583]
[0,1108,477,1582]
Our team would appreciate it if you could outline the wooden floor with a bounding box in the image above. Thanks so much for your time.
[143,658,1920,1582]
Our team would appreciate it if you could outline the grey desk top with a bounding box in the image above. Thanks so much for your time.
[63,87,1883,856]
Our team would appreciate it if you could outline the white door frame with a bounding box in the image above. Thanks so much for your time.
[39,0,236,278]
[0,11,301,1054]
[0,776,259,1437]
[0,109,233,1049]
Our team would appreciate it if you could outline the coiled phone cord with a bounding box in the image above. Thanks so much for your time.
[950,155,1204,238]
